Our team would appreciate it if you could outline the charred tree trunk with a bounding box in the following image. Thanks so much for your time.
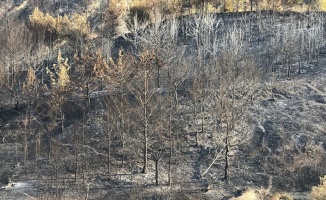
[223,122,230,182]
[142,71,149,174]
[86,81,90,107]
[157,66,160,88]
[142,126,148,174]
[195,104,198,146]
[287,61,291,80]
[168,66,173,187]
[168,129,172,186]
[201,99,204,134]
[107,121,111,179]
[74,146,78,182]
[155,159,159,186]
[82,112,86,183]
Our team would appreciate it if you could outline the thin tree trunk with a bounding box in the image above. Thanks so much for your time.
[155,159,159,186]
[121,129,124,168]
[223,129,229,181]
[86,81,90,107]
[15,131,18,163]
[36,132,40,158]
[287,62,291,80]
[82,112,86,183]
[107,121,111,179]
[142,124,148,174]
[61,111,64,133]
[168,66,173,187]
[201,99,204,134]
[119,114,124,168]
[157,67,160,88]
[168,130,172,186]
[174,84,178,106]
[60,94,64,133]
[194,101,198,146]
[142,71,148,174]
[24,130,28,164]
[224,143,229,181]
[74,146,78,182]
[24,105,32,163]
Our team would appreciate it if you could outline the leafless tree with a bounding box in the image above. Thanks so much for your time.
[126,51,163,174]
[202,24,261,180]
[279,19,300,80]
[127,13,189,184]
[186,13,222,146]
[0,20,32,110]
[149,94,169,186]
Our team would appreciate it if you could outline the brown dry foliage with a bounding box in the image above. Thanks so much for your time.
[231,189,293,200]
[23,67,36,93]
[311,176,326,200]
[270,193,293,200]
[231,189,260,200]
[107,49,136,87]
[30,7,90,38]
[29,7,56,33]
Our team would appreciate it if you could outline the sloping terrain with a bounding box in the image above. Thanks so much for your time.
[0,1,326,200]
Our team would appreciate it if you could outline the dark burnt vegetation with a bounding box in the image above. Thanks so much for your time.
[0,1,326,199]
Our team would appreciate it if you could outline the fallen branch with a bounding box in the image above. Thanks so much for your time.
[202,148,224,177]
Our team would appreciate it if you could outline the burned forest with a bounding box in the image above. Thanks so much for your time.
[0,0,326,199]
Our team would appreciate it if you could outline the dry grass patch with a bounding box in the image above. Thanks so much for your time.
[271,192,293,200]
[231,189,294,200]
[311,175,326,200]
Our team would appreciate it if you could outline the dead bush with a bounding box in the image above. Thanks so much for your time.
[271,192,293,200]
[311,175,326,200]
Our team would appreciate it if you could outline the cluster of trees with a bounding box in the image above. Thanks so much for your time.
[29,7,90,54]
[0,2,325,198]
